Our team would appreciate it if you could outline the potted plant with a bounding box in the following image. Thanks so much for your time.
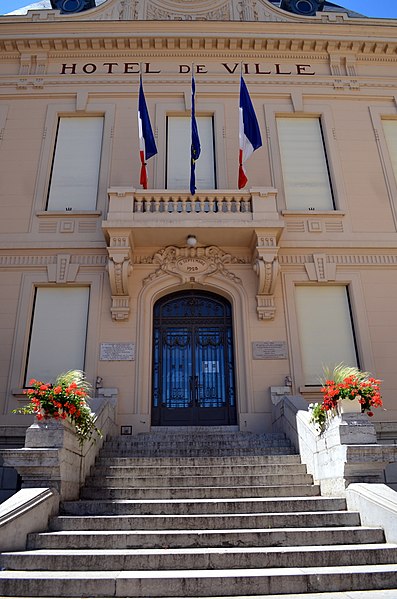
[13,370,102,445]
[309,363,383,434]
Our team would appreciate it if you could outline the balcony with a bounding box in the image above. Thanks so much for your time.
[103,187,284,248]
[102,187,284,321]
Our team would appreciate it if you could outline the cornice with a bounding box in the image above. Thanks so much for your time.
[1,32,397,60]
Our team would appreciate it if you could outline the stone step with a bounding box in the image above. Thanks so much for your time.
[4,592,397,599]
[95,454,302,466]
[111,429,286,441]
[2,544,397,572]
[90,463,307,477]
[106,433,291,443]
[50,510,361,531]
[61,496,347,516]
[27,526,385,550]
[84,472,314,488]
[80,482,320,500]
[100,447,296,457]
[1,564,397,597]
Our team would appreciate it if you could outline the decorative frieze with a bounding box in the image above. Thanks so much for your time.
[0,254,107,268]
[280,254,397,266]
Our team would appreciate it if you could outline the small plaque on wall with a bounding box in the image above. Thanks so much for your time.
[100,343,135,361]
[252,341,288,360]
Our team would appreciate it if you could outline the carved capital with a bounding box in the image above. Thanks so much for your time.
[106,231,133,321]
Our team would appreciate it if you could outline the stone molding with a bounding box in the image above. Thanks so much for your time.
[143,245,244,286]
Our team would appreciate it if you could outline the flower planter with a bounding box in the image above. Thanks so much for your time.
[338,396,362,414]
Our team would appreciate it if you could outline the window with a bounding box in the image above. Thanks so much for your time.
[295,286,358,385]
[166,115,216,190]
[277,117,334,210]
[25,287,89,384]
[47,116,104,211]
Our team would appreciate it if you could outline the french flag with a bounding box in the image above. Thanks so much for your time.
[238,76,262,189]
[138,75,157,189]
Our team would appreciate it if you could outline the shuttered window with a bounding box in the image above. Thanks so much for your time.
[47,116,104,211]
[166,116,216,190]
[277,117,334,210]
[382,120,397,182]
[295,286,358,385]
[25,287,89,384]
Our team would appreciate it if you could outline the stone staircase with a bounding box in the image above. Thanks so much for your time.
[1,426,397,597]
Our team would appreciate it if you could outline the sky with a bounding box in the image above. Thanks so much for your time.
[0,0,396,17]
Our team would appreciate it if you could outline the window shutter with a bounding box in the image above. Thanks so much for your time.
[295,286,358,385]
[25,287,89,384]
[277,117,334,210]
[166,116,215,190]
[47,117,104,211]
[382,120,397,181]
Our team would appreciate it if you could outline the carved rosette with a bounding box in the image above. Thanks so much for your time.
[106,231,133,321]
[252,231,280,320]
[143,245,245,285]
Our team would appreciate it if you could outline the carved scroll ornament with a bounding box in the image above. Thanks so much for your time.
[106,233,133,321]
[252,233,280,320]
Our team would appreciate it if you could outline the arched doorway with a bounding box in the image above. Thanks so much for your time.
[151,290,237,426]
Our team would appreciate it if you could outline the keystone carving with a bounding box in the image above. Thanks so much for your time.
[305,253,336,282]
[252,232,280,320]
[106,232,133,321]
[47,254,79,283]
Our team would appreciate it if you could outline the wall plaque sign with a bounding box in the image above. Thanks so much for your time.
[252,341,288,360]
[100,343,135,361]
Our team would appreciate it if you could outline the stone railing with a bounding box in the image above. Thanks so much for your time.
[133,191,252,214]
[272,391,397,543]
[272,391,397,496]
[0,393,117,551]
[106,187,281,225]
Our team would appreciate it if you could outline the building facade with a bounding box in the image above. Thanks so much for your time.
[1,0,397,461]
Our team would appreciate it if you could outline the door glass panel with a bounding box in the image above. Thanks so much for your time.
[162,328,191,409]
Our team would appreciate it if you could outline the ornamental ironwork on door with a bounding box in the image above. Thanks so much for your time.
[152,291,237,426]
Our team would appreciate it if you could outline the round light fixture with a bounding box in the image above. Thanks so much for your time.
[186,235,197,248]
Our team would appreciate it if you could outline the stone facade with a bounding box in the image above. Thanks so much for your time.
[0,0,396,458]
